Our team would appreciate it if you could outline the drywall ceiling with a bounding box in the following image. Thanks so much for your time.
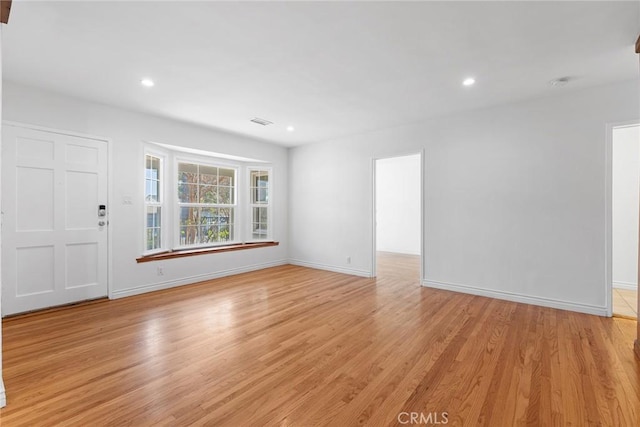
[3,1,639,147]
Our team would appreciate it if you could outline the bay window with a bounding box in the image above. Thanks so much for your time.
[142,144,273,255]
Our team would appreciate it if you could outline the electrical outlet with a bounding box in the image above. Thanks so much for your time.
[157,266,164,276]
[346,256,351,264]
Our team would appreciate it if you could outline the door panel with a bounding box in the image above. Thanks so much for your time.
[2,124,108,315]
[16,166,54,230]
[16,245,55,296]
[66,170,99,229]
[66,242,98,289]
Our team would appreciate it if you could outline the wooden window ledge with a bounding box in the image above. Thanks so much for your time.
[136,241,279,263]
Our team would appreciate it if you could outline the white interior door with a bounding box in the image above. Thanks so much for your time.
[2,124,108,316]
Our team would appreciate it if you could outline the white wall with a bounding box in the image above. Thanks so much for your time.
[2,81,289,299]
[613,125,640,290]
[289,80,639,315]
[376,154,420,255]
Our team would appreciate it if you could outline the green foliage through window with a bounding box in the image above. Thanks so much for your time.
[178,163,236,246]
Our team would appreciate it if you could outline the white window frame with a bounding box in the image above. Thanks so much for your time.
[143,149,167,255]
[247,167,273,242]
[174,155,241,249]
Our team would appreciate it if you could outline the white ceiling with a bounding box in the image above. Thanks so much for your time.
[3,1,639,147]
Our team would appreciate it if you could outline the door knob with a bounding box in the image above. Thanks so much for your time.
[98,221,106,227]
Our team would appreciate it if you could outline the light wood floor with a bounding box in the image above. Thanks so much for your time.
[376,251,420,281]
[613,288,638,318]
[1,262,639,426]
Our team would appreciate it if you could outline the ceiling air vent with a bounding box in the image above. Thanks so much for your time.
[250,117,274,126]
[548,76,571,87]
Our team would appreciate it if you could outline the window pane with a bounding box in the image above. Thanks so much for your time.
[179,206,234,246]
[180,225,198,245]
[199,165,217,185]
[258,206,268,223]
[180,206,199,225]
[258,174,269,203]
[145,156,160,180]
[145,179,160,202]
[178,184,197,203]
[178,163,198,184]
[179,207,198,245]
[200,225,218,243]
[147,206,161,227]
[250,170,269,204]
[219,168,234,186]
[199,185,217,203]
[256,174,268,187]
[218,186,232,204]
[220,208,234,241]
[220,224,232,242]
[146,228,160,251]
[145,155,161,202]
[252,207,268,239]
[200,207,219,225]
[146,206,161,250]
[177,163,198,203]
[219,207,233,225]
[252,186,268,204]
[252,225,267,239]
[201,207,221,243]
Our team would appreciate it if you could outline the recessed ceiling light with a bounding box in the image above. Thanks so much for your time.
[141,78,155,87]
[286,126,295,132]
[462,77,476,87]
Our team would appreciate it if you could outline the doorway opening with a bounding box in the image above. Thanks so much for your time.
[611,123,639,318]
[372,153,422,282]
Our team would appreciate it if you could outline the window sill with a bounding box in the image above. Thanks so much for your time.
[136,241,279,263]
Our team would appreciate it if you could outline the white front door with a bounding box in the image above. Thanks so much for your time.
[2,124,108,316]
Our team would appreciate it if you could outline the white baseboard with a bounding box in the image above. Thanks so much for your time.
[111,259,288,299]
[613,281,637,291]
[288,259,372,278]
[423,279,608,317]
[0,379,6,408]
[376,249,421,256]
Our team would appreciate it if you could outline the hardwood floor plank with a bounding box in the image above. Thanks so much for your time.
[0,261,638,426]
[542,308,564,425]
[447,300,515,425]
